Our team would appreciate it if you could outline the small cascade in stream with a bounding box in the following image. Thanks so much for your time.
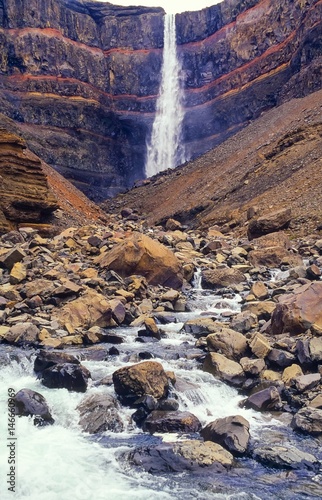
[145,13,185,177]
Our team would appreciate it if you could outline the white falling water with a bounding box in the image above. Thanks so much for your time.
[145,13,185,178]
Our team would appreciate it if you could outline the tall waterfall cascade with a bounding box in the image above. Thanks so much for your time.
[145,13,185,178]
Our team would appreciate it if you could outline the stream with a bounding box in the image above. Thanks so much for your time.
[0,278,322,499]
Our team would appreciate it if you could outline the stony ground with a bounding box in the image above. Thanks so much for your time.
[102,89,322,239]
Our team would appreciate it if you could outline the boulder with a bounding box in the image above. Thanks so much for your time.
[201,267,245,289]
[113,361,169,401]
[174,440,233,468]
[248,332,271,359]
[203,353,245,387]
[200,415,250,455]
[267,348,296,368]
[34,350,80,373]
[94,232,183,289]
[240,357,266,376]
[244,386,282,411]
[292,407,322,435]
[127,441,231,474]
[248,247,302,268]
[77,393,124,434]
[142,410,201,434]
[293,373,321,393]
[40,363,91,392]
[9,262,27,284]
[270,282,322,335]
[247,208,291,240]
[250,281,268,300]
[308,394,322,409]
[0,247,26,270]
[206,327,248,361]
[3,322,39,346]
[14,388,54,425]
[253,445,319,470]
[242,301,275,321]
[54,289,126,331]
[182,317,218,337]
[309,337,322,362]
[282,364,303,385]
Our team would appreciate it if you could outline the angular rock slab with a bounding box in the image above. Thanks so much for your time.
[206,327,248,361]
[94,232,183,289]
[244,386,282,411]
[271,282,322,335]
[203,352,246,387]
[200,415,250,455]
[127,440,232,474]
[41,363,91,393]
[292,407,322,435]
[14,388,54,425]
[142,410,201,434]
[253,445,319,471]
[77,393,124,434]
[113,361,169,400]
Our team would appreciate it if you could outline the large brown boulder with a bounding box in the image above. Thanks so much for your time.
[142,411,201,434]
[206,327,248,361]
[94,232,183,289]
[201,415,250,455]
[203,352,246,387]
[248,246,303,268]
[54,289,126,331]
[201,267,245,289]
[270,282,322,335]
[247,208,291,240]
[112,361,169,401]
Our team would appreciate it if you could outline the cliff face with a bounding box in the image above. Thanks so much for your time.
[0,128,58,233]
[177,0,322,159]
[0,0,164,199]
[0,0,322,198]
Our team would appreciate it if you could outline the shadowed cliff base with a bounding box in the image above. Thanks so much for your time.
[101,88,322,238]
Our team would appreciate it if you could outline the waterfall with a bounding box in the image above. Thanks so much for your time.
[145,13,185,178]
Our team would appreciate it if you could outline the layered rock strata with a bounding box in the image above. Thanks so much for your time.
[0,0,322,196]
[0,129,58,233]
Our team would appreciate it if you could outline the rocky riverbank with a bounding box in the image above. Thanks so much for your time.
[0,212,322,479]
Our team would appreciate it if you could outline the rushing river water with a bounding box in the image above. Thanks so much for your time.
[0,281,322,499]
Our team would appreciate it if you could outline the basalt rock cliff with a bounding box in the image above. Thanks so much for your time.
[0,0,322,199]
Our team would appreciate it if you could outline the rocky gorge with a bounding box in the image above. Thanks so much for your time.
[0,0,322,497]
[1,202,322,497]
[0,0,322,197]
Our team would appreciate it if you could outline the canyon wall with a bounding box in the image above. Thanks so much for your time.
[0,0,321,198]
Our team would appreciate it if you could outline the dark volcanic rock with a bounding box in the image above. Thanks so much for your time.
[127,440,233,473]
[243,386,282,411]
[142,410,202,434]
[34,351,80,373]
[77,393,124,434]
[292,407,322,435]
[40,363,91,392]
[200,415,250,455]
[14,388,54,425]
[253,445,319,471]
